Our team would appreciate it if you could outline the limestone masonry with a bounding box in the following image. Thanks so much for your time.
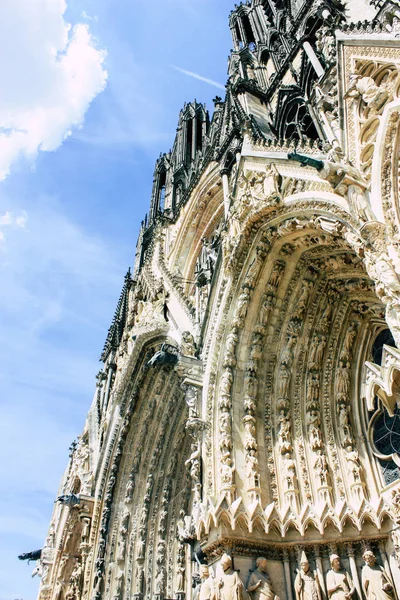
[34,1,400,599]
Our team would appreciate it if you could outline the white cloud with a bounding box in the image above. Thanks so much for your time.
[0,0,107,180]
[0,211,12,226]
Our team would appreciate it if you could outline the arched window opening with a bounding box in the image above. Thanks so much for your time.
[235,22,242,47]
[280,99,319,142]
[196,118,203,152]
[242,15,255,45]
[369,328,400,485]
[158,171,166,212]
[186,119,193,162]
[260,50,269,66]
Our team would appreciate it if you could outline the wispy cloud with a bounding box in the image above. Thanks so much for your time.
[171,65,225,90]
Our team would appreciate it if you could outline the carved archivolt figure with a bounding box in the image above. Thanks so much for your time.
[199,565,216,600]
[283,453,297,491]
[295,552,322,600]
[309,335,326,369]
[247,557,280,600]
[361,550,394,600]
[344,446,363,485]
[278,410,292,451]
[218,554,243,600]
[326,554,355,600]
[278,364,291,400]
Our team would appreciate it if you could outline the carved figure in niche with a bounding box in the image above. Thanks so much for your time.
[245,449,260,487]
[247,557,280,600]
[264,164,281,200]
[144,474,153,503]
[46,523,55,548]
[69,558,82,590]
[336,361,350,398]
[319,301,333,332]
[344,446,363,485]
[125,476,134,504]
[362,550,394,600]
[342,323,357,359]
[326,554,355,600]
[283,453,297,491]
[278,410,292,452]
[244,373,258,406]
[314,451,329,488]
[269,262,285,290]
[184,385,199,419]
[176,563,185,593]
[309,336,327,370]
[186,442,201,481]
[348,185,374,223]
[81,517,90,545]
[338,404,352,446]
[295,552,322,600]
[278,364,291,400]
[307,374,320,407]
[220,457,235,487]
[281,335,296,367]
[234,288,251,327]
[220,370,233,398]
[344,74,389,112]
[225,330,238,362]
[181,331,196,357]
[199,565,216,600]
[218,554,243,600]
[294,280,313,318]
[259,294,275,329]
[307,410,323,450]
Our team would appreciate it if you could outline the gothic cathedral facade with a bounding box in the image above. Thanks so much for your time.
[36,1,400,600]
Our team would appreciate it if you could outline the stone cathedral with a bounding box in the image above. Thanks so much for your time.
[33,1,400,600]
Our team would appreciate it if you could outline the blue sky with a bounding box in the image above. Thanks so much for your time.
[0,1,233,598]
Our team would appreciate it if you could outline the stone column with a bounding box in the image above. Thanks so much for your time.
[314,546,327,598]
[221,170,230,218]
[347,544,362,600]
[283,549,294,600]
[379,540,394,582]
[303,41,325,78]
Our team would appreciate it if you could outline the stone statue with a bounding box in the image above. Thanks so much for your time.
[247,557,280,600]
[314,451,329,488]
[278,410,292,452]
[295,552,322,600]
[361,550,394,600]
[283,453,297,491]
[309,336,326,369]
[344,445,363,484]
[218,554,243,600]
[269,262,285,289]
[344,74,389,111]
[326,554,355,600]
[181,331,196,357]
[278,364,291,399]
[199,564,216,600]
